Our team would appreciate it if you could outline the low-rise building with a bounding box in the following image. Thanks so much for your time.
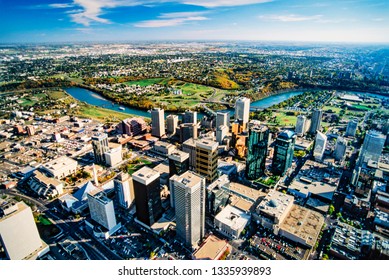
[192,235,231,260]
[214,205,250,239]
[28,170,64,198]
[41,155,78,179]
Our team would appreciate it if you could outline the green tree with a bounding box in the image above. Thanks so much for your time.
[328,205,335,216]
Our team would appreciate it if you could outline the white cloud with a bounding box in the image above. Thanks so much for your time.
[48,3,75,8]
[180,0,273,8]
[135,12,208,28]
[259,14,323,22]
[42,0,273,27]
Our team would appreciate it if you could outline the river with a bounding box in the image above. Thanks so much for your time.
[63,87,305,120]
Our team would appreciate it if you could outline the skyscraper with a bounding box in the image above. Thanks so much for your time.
[170,171,205,248]
[216,125,228,144]
[309,109,323,134]
[0,201,48,260]
[196,139,219,183]
[345,119,358,137]
[313,131,327,161]
[168,150,190,178]
[132,167,163,226]
[358,130,386,165]
[183,110,197,124]
[114,172,134,209]
[334,137,347,162]
[272,130,296,176]
[92,133,109,164]
[151,108,165,138]
[246,121,269,180]
[235,97,250,127]
[295,115,307,136]
[166,114,178,135]
[216,112,229,128]
[179,123,198,143]
[87,190,117,231]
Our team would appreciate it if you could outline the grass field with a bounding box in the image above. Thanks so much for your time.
[275,112,297,126]
[323,105,342,114]
[125,78,166,87]
[78,105,135,121]
[47,90,68,100]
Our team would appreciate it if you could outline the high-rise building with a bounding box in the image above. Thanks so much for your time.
[132,167,163,226]
[313,131,327,161]
[170,171,205,248]
[216,125,228,144]
[104,145,122,167]
[216,112,229,128]
[235,97,250,128]
[168,150,190,177]
[183,138,197,169]
[334,137,347,162]
[179,123,198,143]
[151,108,165,138]
[295,115,307,136]
[345,120,358,137]
[87,190,117,231]
[166,115,178,135]
[358,130,386,165]
[114,172,134,209]
[246,121,269,180]
[196,139,219,183]
[92,133,109,164]
[272,130,296,176]
[183,110,197,124]
[309,109,323,134]
[0,201,48,260]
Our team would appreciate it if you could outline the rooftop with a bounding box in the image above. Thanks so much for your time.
[257,190,294,219]
[215,205,250,231]
[192,235,230,260]
[228,182,266,203]
[279,205,324,248]
[196,139,218,151]
[132,166,160,185]
[43,155,77,171]
[32,170,62,187]
[289,160,341,201]
[278,130,295,140]
[172,170,203,188]
[168,149,190,162]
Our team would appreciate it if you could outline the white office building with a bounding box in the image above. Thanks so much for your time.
[172,171,205,248]
[151,108,165,137]
[114,173,134,209]
[0,201,49,260]
[295,115,307,136]
[104,145,122,167]
[87,190,117,231]
[334,137,347,162]
[235,97,250,126]
[313,131,327,161]
[216,125,228,144]
[166,115,178,135]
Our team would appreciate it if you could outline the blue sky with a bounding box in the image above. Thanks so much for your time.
[1,0,388,43]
